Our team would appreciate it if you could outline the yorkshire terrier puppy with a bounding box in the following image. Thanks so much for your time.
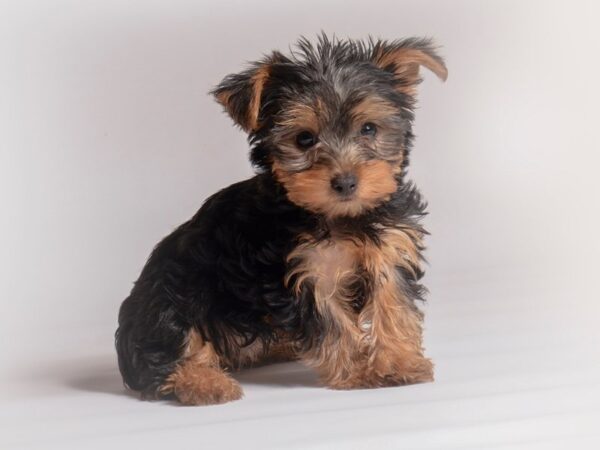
[116,35,447,405]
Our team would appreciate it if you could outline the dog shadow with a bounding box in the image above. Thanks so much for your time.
[232,361,319,388]
[62,354,135,398]
[63,354,318,399]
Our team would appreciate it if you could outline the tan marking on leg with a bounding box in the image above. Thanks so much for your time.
[360,228,433,384]
[264,340,299,363]
[160,329,243,405]
[288,227,432,389]
[287,236,367,387]
[238,340,264,367]
[233,334,300,367]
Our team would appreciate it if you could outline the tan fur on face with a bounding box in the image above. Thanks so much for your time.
[276,101,321,132]
[273,160,398,219]
[355,159,400,202]
[350,96,399,123]
[288,228,433,388]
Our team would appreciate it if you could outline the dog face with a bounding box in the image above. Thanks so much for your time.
[213,36,447,218]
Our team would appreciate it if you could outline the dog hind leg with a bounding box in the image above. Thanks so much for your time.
[159,329,243,406]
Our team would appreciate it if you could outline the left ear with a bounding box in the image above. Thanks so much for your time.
[372,38,448,96]
[211,51,287,133]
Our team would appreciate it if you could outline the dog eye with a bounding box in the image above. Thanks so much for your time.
[360,122,377,137]
[295,131,317,149]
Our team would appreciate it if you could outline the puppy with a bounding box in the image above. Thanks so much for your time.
[116,35,447,405]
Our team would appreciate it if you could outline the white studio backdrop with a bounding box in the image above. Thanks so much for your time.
[1,0,600,448]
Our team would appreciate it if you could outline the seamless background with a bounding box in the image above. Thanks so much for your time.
[1,1,600,449]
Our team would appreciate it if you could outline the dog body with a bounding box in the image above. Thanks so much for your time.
[116,36,446,405]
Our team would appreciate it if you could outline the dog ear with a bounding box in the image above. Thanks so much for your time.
[372,38,447,96]
[212,51,286,133]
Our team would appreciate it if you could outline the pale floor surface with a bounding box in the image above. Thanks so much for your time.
[2,274,599,450]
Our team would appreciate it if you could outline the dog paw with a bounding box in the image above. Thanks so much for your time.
[172,368,244,406]
[381,357,434,386]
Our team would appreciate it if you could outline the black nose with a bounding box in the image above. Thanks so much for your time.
[330,173,358,197]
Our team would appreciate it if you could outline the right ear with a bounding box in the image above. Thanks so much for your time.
[371,37,447,97]
[211,51,287,133]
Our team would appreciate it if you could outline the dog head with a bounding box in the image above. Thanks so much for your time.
[212,35,446,219]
